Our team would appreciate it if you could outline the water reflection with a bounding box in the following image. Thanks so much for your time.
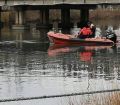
[47,44,118,79]
[0,23,119,101]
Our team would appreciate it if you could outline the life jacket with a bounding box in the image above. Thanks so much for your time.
[80,27,93,36]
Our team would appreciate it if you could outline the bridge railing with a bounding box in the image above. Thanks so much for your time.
[0,0,120,6]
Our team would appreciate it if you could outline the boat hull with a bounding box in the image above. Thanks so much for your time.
[47,32,114,46]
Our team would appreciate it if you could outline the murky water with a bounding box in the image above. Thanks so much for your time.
[0,20,120,105]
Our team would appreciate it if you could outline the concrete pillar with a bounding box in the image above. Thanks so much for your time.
[0,8,3,29]
[0,8,1,22]
[15,10,19,25]
[0,8,1,39]
[60,8,71,28]
[77,8,89,28]
[12,6,28,30]
[15,9,24,25]
[18,10,23,25]
[0,8,1,21]
[38,9,50,28]
[39,10,42,24]
[80,8,89,22]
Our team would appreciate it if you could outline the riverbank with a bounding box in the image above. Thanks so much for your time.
[68,91,120,105]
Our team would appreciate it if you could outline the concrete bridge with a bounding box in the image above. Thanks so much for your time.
[0,0,120,29]
[0,0,120,5]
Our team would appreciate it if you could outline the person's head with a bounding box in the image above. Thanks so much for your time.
[107,26,113,33]
[90,24,95,29]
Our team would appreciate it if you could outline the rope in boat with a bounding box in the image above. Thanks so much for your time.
[0,89,120,102]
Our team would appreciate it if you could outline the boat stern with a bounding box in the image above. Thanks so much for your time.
[47,31,55,43]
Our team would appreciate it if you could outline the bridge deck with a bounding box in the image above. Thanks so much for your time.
[0,0,120,6]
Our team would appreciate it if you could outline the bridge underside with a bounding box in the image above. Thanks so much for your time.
[9,3,97,29]
[0,3,95,29]
[1,3,118,29]
[13,3,97,10]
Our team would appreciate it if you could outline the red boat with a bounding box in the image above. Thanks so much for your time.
[47,31,114,46]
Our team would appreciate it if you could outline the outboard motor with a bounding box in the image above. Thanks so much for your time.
[105,29,117,43]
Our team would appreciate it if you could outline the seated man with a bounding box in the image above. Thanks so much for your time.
[105,28,117,43]
[78,27,93,39]
[78,21,96,39]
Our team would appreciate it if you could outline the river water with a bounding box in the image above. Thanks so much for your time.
[0,19,120,105]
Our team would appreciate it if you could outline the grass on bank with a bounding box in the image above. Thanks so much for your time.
[67,92,120,105]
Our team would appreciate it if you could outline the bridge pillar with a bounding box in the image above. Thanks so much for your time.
[80,8,89,22]
[0,8,1,28]
[59,8,72,28]
[40,9,49,25]
[78,8,89,28]
[0,8,3,28]
[12,7,28,30]
[36,9,51,29]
